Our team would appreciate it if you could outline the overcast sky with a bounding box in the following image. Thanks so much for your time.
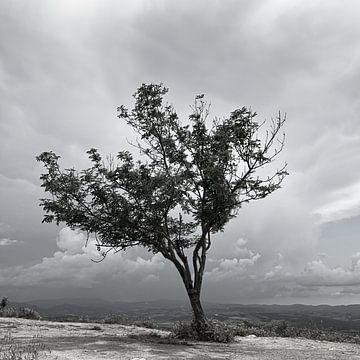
[1,0,360,305]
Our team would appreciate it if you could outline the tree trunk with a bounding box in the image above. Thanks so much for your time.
[167,251,210,338]
[187,288,209,338]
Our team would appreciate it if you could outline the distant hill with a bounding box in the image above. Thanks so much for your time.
[11,298,360,331]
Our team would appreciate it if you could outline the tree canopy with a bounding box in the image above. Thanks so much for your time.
[37,83,288,339]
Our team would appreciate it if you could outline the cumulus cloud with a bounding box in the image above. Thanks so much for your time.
[264,253,291,280]
[205,239,261,282]
[258,252,360,299]
[299,260,356,287]
[264,264,283,279]
[56,227,87,254]
[0,238,19,246]
[297,253,360,287]
[0,228,165,288]
[234,238,255,258]
[206,251,360,303]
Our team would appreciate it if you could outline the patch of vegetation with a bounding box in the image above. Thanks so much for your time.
[171,318,360,344]
[37,83,287,338]
[0,298,41,321]
[0,297,9,310]
[89,325,102,331]
[232,319,360,344]
[234,319,290,337]
[172,320,235,343]
[127,333,190,346]
[102,313,158,329]
[0,333,50,360]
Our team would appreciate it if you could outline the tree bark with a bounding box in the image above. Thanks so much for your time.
[166,248,210,338]
[186,288,209,338]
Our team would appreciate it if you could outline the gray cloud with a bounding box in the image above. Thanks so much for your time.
[1,226,360,304]
[298,253,360,287]
[0,238,19,246]
[0,0,360,303]
[0,228,165,289]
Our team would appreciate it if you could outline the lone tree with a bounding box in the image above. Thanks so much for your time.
[37,84,287,339]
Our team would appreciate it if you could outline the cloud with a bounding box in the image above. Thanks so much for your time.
[313,181,360,224]
[0,228,165,288]
[263,252,293,281]
[297,253,360,287]
[56,227,87,255]
[260,252,360,292]
[264,264,283,280]
[234,238,254,258]
[204,251,360,303]
[205,240,261,282]
[298,260,356,287]
[0,0,360,303]
[0,238,19,246]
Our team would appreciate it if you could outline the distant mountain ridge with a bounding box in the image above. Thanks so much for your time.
[25,297,188,309]
[9,298,360,331]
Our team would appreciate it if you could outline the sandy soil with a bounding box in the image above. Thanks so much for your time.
[1,317,360,359]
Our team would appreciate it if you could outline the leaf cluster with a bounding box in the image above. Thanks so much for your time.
[37,84,287,258]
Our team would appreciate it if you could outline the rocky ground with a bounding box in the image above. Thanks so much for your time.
[1,317,360,359]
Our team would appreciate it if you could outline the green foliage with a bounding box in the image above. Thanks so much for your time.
[232,319,360,344]
[102,313,129,325]
[0,302,41,321]
[174,318,360,343]
[17,308,41,321]
[89,325,102,331]
[0,297,9,309]
[127,332,190,345]
[102,313,158,329]
[37,83,287,256]
[172,319,235,343]
[37,83,287,336]
[0,333,49,360]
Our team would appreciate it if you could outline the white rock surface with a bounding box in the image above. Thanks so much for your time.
[1,317,359,359]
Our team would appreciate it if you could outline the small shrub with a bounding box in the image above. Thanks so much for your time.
[128,333,190,345]
[0,297,9,309]
[0,332,50,360]
[172,321,197,340]
[204,320,235,343]
[102,313,157,329]
[90,325,102,331]
[232,319,360,344]
[133,318,158,329]
[0,299,41,321]
[17,307,41,320]
[0,305,18,318]
[172,319,235,343]
[265,320,289,337]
